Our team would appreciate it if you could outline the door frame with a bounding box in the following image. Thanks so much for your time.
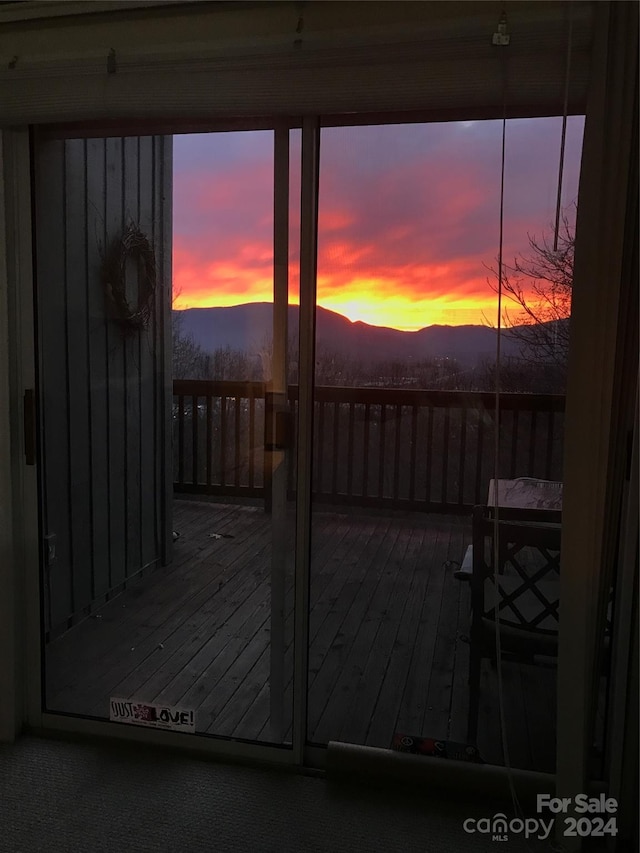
[292,116,319,766]
[6,107,622,799]
[1,128,42,738]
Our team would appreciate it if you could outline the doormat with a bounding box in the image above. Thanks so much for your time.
[391,734,484,763]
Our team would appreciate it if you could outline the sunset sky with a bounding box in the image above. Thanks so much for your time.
[172,117,584,331]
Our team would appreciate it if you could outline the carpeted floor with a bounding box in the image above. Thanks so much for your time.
[0,735,556,852]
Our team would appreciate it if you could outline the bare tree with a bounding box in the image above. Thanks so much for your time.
[488,212,574,367]
[210,345,258,381]
[315,342,364,386]
[172,310,212,379]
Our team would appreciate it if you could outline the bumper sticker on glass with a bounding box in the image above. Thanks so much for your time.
[110,698,195,732]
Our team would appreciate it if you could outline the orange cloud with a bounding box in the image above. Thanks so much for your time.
[315,254,495,330]
[173,238,273,308]
[173,118,583,329]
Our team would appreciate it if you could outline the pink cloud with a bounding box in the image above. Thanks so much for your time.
[173,118,583,327]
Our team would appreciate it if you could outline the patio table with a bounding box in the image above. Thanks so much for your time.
[454,478,563,581]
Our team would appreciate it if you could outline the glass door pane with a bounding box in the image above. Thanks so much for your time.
[37,129,295,745]
[306,118,584,772]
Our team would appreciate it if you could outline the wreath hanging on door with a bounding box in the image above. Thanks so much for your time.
[101,222,157,332]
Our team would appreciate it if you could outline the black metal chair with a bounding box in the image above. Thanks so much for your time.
[467,505,562,744]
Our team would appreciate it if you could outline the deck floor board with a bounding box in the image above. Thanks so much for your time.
[338,522,420,746]
[45,498,557,772]
[365,523,435,747]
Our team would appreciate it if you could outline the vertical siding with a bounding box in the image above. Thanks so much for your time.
[64,139,93,613]
[35,133,172,635]
[104,137,127,593]
[86,138,111,600]
[123,136,142,578]
[138,137,157,570]
[37,139,72,631]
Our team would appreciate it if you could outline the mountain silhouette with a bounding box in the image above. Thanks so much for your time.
[174,303,527,366]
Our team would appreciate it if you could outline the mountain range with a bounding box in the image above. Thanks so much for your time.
[174,303,528,366]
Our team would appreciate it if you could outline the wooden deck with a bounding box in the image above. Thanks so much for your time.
[45,498,557,773]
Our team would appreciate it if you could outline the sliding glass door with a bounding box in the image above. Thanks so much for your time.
[34,114,597,776]
[36,128,295,746]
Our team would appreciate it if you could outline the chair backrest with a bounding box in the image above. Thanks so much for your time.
[471,505,562,636]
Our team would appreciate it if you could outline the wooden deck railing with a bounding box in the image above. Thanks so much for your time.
[173,379,565,513]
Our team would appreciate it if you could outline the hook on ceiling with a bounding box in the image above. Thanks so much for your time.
[492,11,510,46]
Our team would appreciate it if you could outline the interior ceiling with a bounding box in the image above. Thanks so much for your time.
[0,1,593,126]
[0,1,592,45]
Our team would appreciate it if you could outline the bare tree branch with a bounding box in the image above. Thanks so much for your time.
[486,210,574,368]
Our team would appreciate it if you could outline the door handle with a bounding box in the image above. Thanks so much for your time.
[265,409,292,451]
[275,410,292,450]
